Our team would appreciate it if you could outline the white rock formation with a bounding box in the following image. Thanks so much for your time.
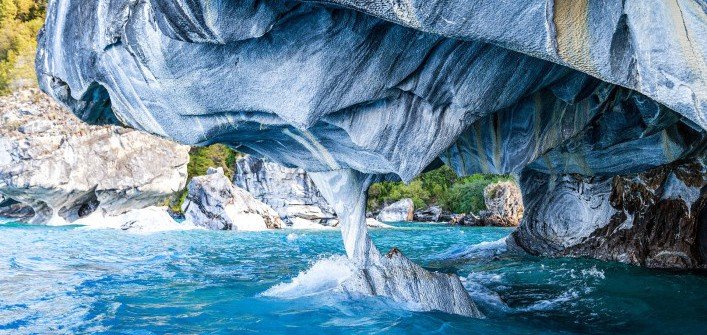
[365,218,393,228]
[0,89,189,224]
[376,198,414,222]
[234,156,336,226]
[182,167,283,231]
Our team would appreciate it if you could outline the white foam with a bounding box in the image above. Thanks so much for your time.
[581,266,605,279]
[432,236,509,261]
[521,289,580,312]
[262,255,354,299]
[288,217,336,230]
[74,207,201,233]
[462,277,510,312]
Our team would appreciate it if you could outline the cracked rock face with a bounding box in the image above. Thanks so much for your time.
[37,0,707,314]
[480,182,524,227]
[0,89,189,224]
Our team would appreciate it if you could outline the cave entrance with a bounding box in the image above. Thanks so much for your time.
[366,165,523,227]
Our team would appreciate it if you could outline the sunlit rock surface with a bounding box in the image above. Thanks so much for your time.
[376,198,414,222]
[479,182,524,227]
[37,0,707,314]
[183,167,283,231]
[234,156,336,226]
[0,89,189,224]
[74,206,199,232]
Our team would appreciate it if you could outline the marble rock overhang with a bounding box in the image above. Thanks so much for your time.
[36,0,706,181]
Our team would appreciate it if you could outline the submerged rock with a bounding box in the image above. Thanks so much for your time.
[183,167,283,231]
[377,198,414,222]
[512,157,707,269]
[365,218,393,229]
[479,182,524,227]
[234,156,336,226]
[0,89,189,224]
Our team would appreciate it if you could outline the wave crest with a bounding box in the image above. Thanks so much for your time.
[262,256,354,299]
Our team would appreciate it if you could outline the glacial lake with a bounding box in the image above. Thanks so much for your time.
[0,221,705,334]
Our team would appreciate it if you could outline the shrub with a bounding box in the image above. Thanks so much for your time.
[440,174,515,214]
[187,144,239,180]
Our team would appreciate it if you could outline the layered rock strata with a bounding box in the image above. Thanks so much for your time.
[0,89,189,224]
[511,156,707,269]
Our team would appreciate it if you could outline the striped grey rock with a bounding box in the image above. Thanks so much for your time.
[233,156,336,226]
[0,195,34,220]
[182,167,283,231]
[511,156,707,269]
[35,1,705,180]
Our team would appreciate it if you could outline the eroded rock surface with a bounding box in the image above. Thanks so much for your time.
[183,167,283,231]
[512,156,707,269]
[234,156,336,226]
[0,89,189,224]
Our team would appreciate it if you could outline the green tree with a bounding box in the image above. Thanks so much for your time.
[366,164,515,214]
[0,0,46,95]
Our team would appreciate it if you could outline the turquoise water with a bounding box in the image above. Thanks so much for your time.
[0,221,705,334]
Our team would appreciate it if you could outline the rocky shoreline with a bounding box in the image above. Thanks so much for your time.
[0,89,190,229]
